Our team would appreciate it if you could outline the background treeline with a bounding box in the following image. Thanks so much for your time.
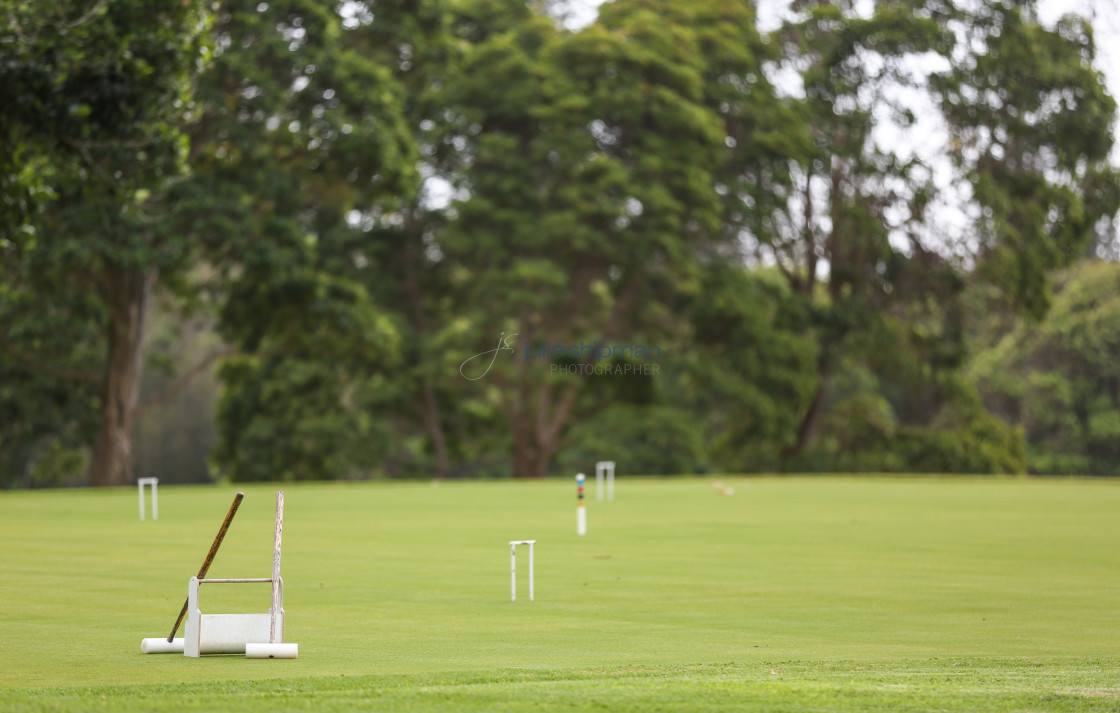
[2,0,1119,487]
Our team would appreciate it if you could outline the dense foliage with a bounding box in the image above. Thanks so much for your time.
[972,261,1120,475]
[1,0,212,485]
[1,0,1117,485]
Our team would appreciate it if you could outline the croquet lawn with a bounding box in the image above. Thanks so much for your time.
[1,476,1119,712]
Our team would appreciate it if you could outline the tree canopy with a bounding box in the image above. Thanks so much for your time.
[2,0,1118,486]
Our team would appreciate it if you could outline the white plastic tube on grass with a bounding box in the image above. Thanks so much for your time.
[245,643,298,659]
[141,638,184,654]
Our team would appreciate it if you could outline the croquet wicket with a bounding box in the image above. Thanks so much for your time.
[509,540,535,601]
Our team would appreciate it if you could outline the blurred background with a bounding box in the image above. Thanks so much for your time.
[3,0,1120,487]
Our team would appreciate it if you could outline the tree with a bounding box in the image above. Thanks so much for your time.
[746,0,957,461]
[740,0,1118,464]
[182,0,416,482]
[1,0,211,485]
[325,0,470,478]
[933,0,1120,318]
[1,0,416,486]
[971,261,1120,475]
[666,265,819,473]
[429,0,767,477]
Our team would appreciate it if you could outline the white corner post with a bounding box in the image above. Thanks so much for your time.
[510,540,536,601]
[138,477,159,521]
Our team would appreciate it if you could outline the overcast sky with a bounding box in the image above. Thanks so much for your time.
[564,0,1120,122]
[555,0,1120,263]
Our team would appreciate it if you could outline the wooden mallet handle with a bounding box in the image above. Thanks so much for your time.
[166,491,245,642]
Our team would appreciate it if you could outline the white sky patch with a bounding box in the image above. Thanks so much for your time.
[421,174,455,210]
[572,0,1120,151]
[552,0,603,30]
[419,161,470,211]
[1037,0,1120,114]
[566,0,1120,264]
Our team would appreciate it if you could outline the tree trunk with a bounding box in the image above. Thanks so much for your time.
[89,265,156,487]
[782,379,827,461]
[531,432,559,479]
[782,161,846,462]
[401,215,451,479]
[507,285,639,478]
[511,415,536,478]
[781,348,832,464]
[508,359,575,478]
[510,397,563,478]
[421,383,450,479]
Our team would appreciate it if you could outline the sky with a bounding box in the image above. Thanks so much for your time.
[563,0,1120,122]
[555,0,1120,262]
[415,0,1120,252]
[1037,0,1120,102]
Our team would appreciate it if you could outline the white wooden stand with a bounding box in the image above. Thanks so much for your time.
[183,576,284,657]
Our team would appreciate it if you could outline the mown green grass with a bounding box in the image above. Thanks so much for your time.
[1,476,1119,711]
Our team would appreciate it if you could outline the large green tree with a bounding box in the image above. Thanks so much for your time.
[323,0,471,478]
[430,0,787,477]
[1,0,211,485]
[179,0,416,482]
[934,0,1120,318]
[745,0,1118,465]
[971,261,1120,475]
[752,0,961,461]
[1,0,416,485]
